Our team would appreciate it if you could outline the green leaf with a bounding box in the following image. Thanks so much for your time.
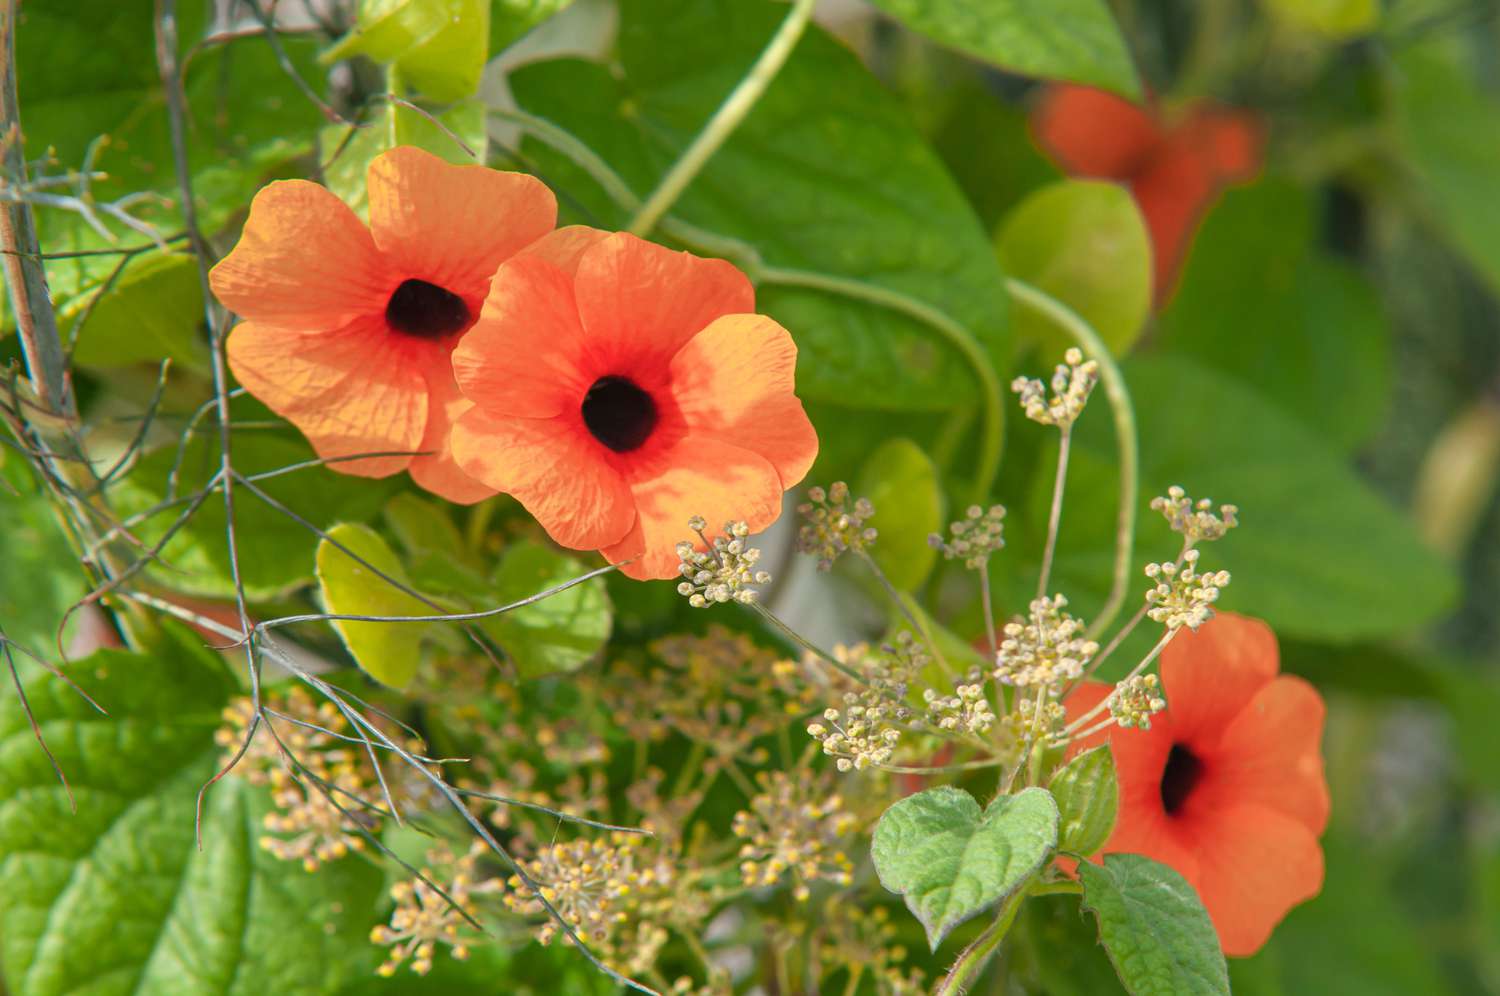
[383,493,471,563]
[1078,853,1230,996]
[0,640,381,995]
[482,541,611,679]
[1392,36,1500,296]
[490,0,574,53]
[1156,181,1390,452]
[316,523,432,687]
[997,179,1153,357]
[866,0,1141,99]
[61,250,208,372]
[1051,354,1457,642]
[854,438,945,590]
[324,0,490,103]
[1261,0,1377,39]
[871,785,1058,949]
[0,462,87,656]
[1048,745,1118,857]
[510,0,1011,411]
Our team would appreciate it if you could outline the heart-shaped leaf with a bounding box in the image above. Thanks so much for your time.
[1080,853,1230,996]
[872,786,1059,949]
[1049,745,1119,857]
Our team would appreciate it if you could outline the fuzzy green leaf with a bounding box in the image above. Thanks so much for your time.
[316,523,432,688]
[1048,745,1119,857]
[0,639,381,995]
[1079,853,1230,996]
[866,0,1141,99]
[872,786,1058,949]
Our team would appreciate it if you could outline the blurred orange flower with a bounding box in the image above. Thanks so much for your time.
[209,146,556,503]
[1066,612,1328,956]
[450,227,818,580]
[1031,85,1263,301]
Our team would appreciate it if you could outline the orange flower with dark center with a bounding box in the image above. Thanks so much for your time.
[1031,85,1263,301]
[1066,612,1328,956]
[449,227,818,580]
[208,146,557,503]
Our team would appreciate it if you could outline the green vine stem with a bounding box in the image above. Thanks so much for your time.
[934,884,1028,995]
[1004,278,1139,638]
[756,265,1004,503]
[627,0,817,238]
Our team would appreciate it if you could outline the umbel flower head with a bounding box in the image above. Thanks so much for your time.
[450,227,818,579]
[209,146,556,503]
[1065,612,1328,956]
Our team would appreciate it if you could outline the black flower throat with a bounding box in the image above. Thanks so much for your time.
[582,375,658,453]
[386,278,470,338]
[1160,744,1206,816]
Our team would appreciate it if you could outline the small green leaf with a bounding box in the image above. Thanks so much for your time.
[872,786,1059,949]
[483,541,611,679]
[0,639,381,995]
[490,0,574,53]
[1261,0,1377,39]
[1049,745,1119,857]
[316,523,431,687]
[1079,853,1230,996]
[61,250,208,372]
[383,492,469,562]
[997,179,1153,356]
[855,438,945,591]
[866,0,1141,99]
[324,0,490,102]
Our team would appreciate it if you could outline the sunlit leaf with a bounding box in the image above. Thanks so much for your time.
[324,0,489,103]
[316,523,432,687]
[482,541,611,679]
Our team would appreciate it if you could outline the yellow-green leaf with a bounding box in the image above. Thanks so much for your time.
[324,0,489,103]
[855,438,945,591]
[316,523,430,687]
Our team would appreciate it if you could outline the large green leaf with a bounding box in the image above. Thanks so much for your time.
[317,523,433,688]
[997,179,1153,356]
[871,785,1058,948]
[1157,181,1390,452]
[509,0,1011,411]
[0,639,381,995]
[1045,354,1457,642]
[1393,38,1500,296]
[0,462,87,656]
[1079,853,1229,996]
[61,251,208,372]
[867,0,1141,99]
[482,541,612,679]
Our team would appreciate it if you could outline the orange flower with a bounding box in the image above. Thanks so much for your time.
[1030,85,1263,301]
[1066,612,1328,956]
[449,227,818,580]
[208,146,557,503]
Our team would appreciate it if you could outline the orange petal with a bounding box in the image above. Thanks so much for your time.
[669,314,818,487]
[226,319,426,478]
[450,409,635,550]
[1130,144,1218,302]
[1159,612,1280,747]
[366,146,557,302]
[408,350,496,504]
[601,433,784,580]
[519,225,612,277]
[574,233,755,376]
[453,253,594,419]
[209,180,389,331]
[1031,85,1160,178]
[1191,108,1265,183]
[1183,803,1324,957]
[1195,675,1329,833]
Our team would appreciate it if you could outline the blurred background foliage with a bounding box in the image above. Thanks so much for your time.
[2,0,1499,993]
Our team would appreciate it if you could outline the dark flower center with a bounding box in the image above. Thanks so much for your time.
[386,278,470,338]
[1160,743,1206,816]
[581,376,658,453]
